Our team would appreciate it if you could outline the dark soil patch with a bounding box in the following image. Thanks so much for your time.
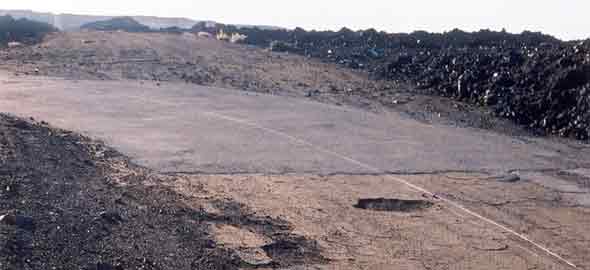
[0,113,325,270]
[354,198,433,212]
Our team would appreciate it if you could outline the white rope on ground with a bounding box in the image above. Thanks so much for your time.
[201,110,578,269]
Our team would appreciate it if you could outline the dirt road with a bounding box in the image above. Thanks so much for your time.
[1,72,588,174]
[2,72,590,269]
[0,31,532,135]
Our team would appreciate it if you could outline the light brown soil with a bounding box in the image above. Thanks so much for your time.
[2,31,588,270]
[163,172,589,270]
[3,112,586,269]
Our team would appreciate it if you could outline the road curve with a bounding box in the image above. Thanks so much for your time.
[1,72,589,174]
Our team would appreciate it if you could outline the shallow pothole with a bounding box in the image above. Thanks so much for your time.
[354,198,433,212]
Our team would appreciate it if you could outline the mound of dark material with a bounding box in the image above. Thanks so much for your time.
[0,15,57,47]
[0,114,325,270]
[201,25,589,140]
[81,17,151,32]
[379,39,590,140]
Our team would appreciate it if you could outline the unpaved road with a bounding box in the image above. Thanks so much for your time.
[0,31,532,136]
[2,72,590,269]
[1,72,588,174]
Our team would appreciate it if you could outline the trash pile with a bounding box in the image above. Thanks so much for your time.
[216,27,589,140]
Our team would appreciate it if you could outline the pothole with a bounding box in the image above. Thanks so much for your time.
[354,198,433,212]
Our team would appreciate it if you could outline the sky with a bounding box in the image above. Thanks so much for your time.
[2,0,589,40]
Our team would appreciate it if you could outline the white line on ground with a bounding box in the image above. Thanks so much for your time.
[97,87,577,269]
[201,110,578,269]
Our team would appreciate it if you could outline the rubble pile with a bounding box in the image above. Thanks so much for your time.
[381,40,590,140]
[218,26,589,140]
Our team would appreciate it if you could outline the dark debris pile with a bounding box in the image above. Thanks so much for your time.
[0,114,325,270]
[381,39,590,140]
[204,26,590,140]
[0,15,57,47]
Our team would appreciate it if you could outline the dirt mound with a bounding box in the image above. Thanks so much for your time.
[0,114,324,269]
[1,31,536,137]
[81,17,151,32]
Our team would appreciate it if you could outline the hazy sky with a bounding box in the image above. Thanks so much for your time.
[3,0,589,40]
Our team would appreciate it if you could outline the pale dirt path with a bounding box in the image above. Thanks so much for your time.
[1,72,588,175]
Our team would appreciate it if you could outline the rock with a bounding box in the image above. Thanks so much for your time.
[495,173,521,183]
[473,241,509,251]
[93,262,123,270]
[236,248,273,266]
[306,90,321,97]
